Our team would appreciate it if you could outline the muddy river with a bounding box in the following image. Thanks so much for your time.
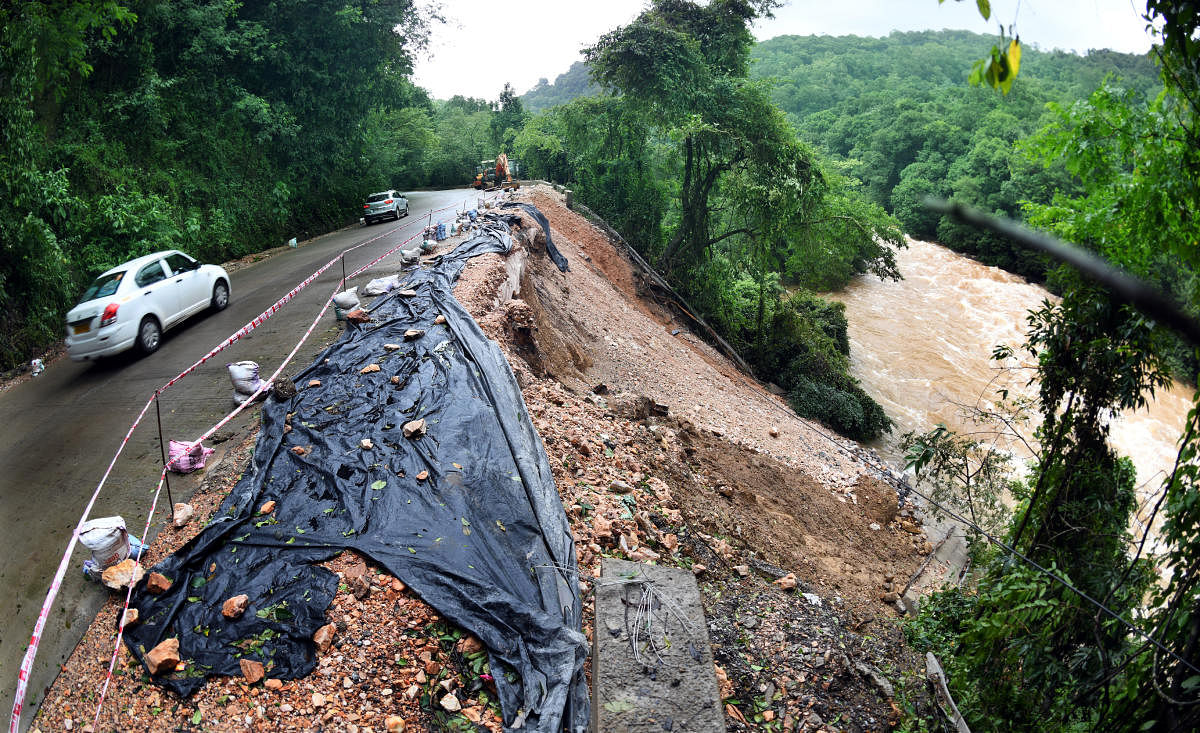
[833,237,1194,505]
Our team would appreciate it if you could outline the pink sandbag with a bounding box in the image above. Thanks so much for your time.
[167,440,215,474]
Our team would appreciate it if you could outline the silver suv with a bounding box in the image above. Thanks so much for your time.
[362,190,409,224]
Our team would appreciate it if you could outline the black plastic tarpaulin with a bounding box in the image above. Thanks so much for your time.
[499,202,570,274]
[124,212,588,731]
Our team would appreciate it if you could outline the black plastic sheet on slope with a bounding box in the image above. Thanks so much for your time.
[499,202,570,273]
[124,212,588,732]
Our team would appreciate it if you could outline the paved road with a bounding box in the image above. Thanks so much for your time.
[0,188,477,726]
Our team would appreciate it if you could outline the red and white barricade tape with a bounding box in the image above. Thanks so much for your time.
[9,206,450,731]
[84,225,429,727]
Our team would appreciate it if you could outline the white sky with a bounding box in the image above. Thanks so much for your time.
[412,0,1155,101]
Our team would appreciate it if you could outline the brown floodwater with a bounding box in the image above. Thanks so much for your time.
[832,238,1194,508]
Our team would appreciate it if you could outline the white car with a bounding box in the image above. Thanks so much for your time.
[65,250,231,361]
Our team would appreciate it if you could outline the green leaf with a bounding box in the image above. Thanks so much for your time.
[371,480,387,490]
[976,0,991,20]
[603,700,636,713]
[191,710,202,725]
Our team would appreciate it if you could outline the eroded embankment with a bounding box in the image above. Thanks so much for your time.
[35,185,940,732]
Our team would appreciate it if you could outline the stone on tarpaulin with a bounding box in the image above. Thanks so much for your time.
[145,638,180,676]
[240,658,265,685]
[222,594,249,619]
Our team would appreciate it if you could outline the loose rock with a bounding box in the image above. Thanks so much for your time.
[314,623,337,653]
[360,438,374,450]
[264,679,283,691]
[403,329,425,341]
[360,363,381,375]
[239,659,265,685]
[172,503,194,528]
[385,715,407,733]
[608,480,632,494]
[308,379,322,388]
[434,314,446,324]
[144,571,171,595]
[120,608,139,628]
[346,309,371,324]
[402,419,426,439]
[222,594,250,619]
[415,470,429,481]
[101,560,143,591]
[772,572,798,591]
[144,638,180,676]
[259,500,276,514]
[438,693,461,712]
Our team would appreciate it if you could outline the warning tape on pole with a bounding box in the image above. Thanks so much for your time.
[84,226,427,727]
[9,204,449,731]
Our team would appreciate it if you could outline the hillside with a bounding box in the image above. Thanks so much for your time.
[754,30,1159,122]
[521,62,597,113]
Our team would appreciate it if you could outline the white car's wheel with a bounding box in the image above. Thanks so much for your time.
[136,317,161,355]
[211,280,230,311]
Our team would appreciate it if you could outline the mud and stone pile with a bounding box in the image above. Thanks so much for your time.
[34,184,940,732]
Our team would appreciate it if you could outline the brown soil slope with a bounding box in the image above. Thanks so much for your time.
[34,185,932,732]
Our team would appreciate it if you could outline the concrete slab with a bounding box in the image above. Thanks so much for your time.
[592,558,724,732]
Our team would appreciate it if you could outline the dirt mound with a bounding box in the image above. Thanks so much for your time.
[665,421,919,614]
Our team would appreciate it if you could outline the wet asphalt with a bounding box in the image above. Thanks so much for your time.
[0,188,477,726]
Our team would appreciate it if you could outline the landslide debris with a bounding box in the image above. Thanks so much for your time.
[35,184,938,732]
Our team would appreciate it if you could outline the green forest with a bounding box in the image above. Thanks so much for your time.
[7,2,1200,729]
[0,0,519,373]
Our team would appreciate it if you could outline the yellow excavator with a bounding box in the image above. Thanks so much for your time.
[471,153,520,190]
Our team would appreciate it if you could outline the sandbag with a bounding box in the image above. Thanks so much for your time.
[360,274,401,297]
[333,289,360,321]
[79,516,130,569]
[227,361,265,397]
[332,289,360,310]
[167,440,215,474]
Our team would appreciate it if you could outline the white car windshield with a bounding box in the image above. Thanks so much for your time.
[78,271,125,303]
